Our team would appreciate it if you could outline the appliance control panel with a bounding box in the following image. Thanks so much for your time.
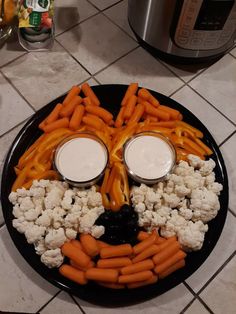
[174,0,236,50]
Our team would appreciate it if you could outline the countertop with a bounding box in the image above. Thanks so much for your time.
[0,0,236,313]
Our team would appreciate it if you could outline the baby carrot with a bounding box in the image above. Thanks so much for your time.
[118,270,153,284]
[80,234,99,257]
[137,231,150,241]
[97,282,125,289]
[154,250,187,274]
[114,106,125,128]
[121,83,138,106]
[61,242,91,268]
[59,264,87,285]
[96,240,111,250]
[86,268,119,283]
[123,95,137,120]
[132,245,160,264]
[152,241,181,265]
[42,117,70,133]
[120,259,154,275]
[157,236,177,251]
[127,275,158,289]
[63,86,81,105]
[127,103,145,125]
[69,105,85,130]
[133,232,157,255]
[81,83,100,106]
[144,101,170,121]
[100,244,133,259]
[85,105,113,124]
[183,137,206,156]
[82,114,104,130]
[39,103,63,129]
[70,239,82,250]
[158,105,181,120]
[156,237,166,244]
[159,259,185,279]
[146,115,158,123]
[97,257,132,268]
[195,138,213,155]
[138,88,160,108]
[176,121,203,138]
[83,96,94,106]
[151,121,177,128]
[60,96,82,117]
[70,259,95,271]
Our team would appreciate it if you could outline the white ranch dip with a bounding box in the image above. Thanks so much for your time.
[55,137,107,182]
[124,135,174,180]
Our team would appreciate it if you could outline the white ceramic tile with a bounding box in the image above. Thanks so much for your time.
[184,299,210,314]
[104,0,135,39]
[86,77,99,86]
[96,47,184,95]
[76,284,193,314]
[57,13,138,75]
[0,29,26,67]
[2,42,90,110]
[54,0,98,35]
[200,255,236,314]
[186,211,236,292]
[41,291,82,314]
[163,62,206,83]
[220,133,236,215]
[88,0,120,10]
[172,86,236,145]
[190,54,236,124]
[0,124,23,225]
[230,47,236,57]
[0,225,58,312]
[0,73,34,135]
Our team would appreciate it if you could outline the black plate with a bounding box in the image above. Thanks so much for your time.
[1,84,228,307]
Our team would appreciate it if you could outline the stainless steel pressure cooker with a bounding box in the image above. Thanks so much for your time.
[128,0,236,63]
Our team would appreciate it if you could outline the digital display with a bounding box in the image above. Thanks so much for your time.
[194,0,234,30]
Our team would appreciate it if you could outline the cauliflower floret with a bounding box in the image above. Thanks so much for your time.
[32,179,50,189]
[29,186,45,199]
[41,248,64,268]
[91,225,105,238]
[208,182,223,195]
[163,193,181,208]
[87,190,103,207]
[160,222,177,238]
[44,228,67,249]
[12,204,24,218]
[65,228,77,240]
[190,188,220,223]
[134,202,146,214]
[34,240,47,255]
[174,185,191,198]
[44,187,64,210]
[167,174,184,186]
[177,220,208,251]
[179,207,193,220]
[64,213,79,229]
[35,209,52,227]
[155,206,172,219]
[174,160,194,176]
[16,188,30,198]
[151,212,167,227]
[61,189,75,210]
[145,189,161,210]
[183,173,205,190]
[25,225,46,244]
[24,206,42,221]
[199,159,216,176]
[19,197,35,211]
[51,207,66,229]
[76,190,88,198]
[138,210,153,227]
[12,217,34,234]
[8,191,18,205]
[160,209,188,238]
[188,154,205,169]
[79,206,105,233]
[164,181,175,195]
[205,172,215,186]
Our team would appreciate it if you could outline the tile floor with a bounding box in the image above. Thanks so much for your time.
[0,0,236,313]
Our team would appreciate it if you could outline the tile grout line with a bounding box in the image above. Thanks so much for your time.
[229,52,236,59]
[35,289,61,313]
[183,282,215,314]
[219,130,236,147]
[0,51,28,69]
[54,39,92,76]
[0,117,29,139]
[196,250,236,296]
[86,0,124,12]
[70,294,87,314]
[186,84,236,127]
[228,208,236,218]
[179,294,196,314]
[0,69,36,113]
[168,83,187,97]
